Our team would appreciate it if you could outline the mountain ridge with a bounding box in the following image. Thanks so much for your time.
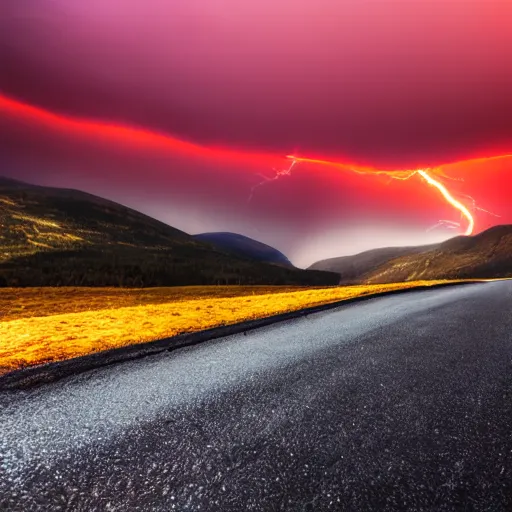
[310,226,512,284]
[194,232,293,267]
[0,177,338,287]
[364,225,512,283]
[309,244,439,284]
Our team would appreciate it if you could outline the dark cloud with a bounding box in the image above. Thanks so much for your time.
[1,0,512,265]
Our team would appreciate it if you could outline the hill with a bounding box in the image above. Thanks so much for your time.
[0,178,339,287]
[309,244,438,284]
[194,232,293,267]
[363,225,512,283]
[310,226,512,284]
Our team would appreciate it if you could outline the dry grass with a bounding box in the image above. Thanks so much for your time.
[0,285,317,322]
[0,281,453,375]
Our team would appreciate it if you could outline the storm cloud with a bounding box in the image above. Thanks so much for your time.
[1,0,511,265]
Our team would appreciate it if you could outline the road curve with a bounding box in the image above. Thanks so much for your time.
[1,281,512,511]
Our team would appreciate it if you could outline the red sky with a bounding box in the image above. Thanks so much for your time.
[1,0,511,266]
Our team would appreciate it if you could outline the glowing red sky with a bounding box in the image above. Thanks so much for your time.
[1,0,512,266]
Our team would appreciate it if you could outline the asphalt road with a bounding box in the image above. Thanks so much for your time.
[2,281,512,511]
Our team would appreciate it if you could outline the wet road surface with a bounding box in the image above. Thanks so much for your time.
[2,281,512,511]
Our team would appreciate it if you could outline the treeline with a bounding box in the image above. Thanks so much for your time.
[0,247,340,287]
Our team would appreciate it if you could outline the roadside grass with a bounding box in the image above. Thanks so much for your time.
[0,285,314,322]
[0,281,457,374]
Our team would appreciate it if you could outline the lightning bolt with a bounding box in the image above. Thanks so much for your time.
[416,169,474,236]
[459,193,501,218]
[248,159,297,201]
[285,156,485,236]
[1,92,511,238]
[426,220,461,232]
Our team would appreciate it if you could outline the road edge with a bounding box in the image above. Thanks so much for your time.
[0,281,484,391]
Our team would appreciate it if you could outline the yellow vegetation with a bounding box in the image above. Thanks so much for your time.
[27,239,53,249]
[11,214,62,229]
[0,281,452,375]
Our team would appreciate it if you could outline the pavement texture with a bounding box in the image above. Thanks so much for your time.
[1,280,512,511]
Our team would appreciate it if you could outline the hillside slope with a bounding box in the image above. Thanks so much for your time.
[363,225,512,283]
[194,232,293,267]
[309,245,437,284]
[0,178,338,287]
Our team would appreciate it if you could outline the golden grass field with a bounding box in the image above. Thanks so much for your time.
[0,281,455,375]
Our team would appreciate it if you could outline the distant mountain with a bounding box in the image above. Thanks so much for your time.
[194,232,293,267]
[309,244,438,284]
[310,226,512,284]
[363,225,512,283]
[0,178,339,287]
